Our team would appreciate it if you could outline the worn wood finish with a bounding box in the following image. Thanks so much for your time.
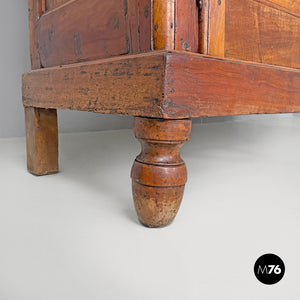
[255,0,300,15]
[208,0,226,56]
[225,0,300,68]
[23,51,300,119]
[126,0,152,53]
[37,0,152,68]
[25,107,59,175]
[164,52,300,118]
[153,0,175,50]
[23,52,165,117]
[26,0,59,176]
[131,117,191,227]
[202,0,300,67]
[199,0,209,54]
[28,0,43,69]
[175,0,199,52]
[24,0,300,228]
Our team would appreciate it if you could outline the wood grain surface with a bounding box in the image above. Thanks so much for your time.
[26,0,59,176]
[131,117,192,227]
[225,0,300,68]
[153,0,175,50]
[25,107,59,175]
[200,0,300,67]
[175,0,199,52]
[45,0,69,11]
[23,51,300,119]
[28,0,43,69]
[23,52,165,117]
[37,0,151,67]
[164,52,300,118]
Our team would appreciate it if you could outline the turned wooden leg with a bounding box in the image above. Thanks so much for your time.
[131,117,192,227]
[25,107,59,176]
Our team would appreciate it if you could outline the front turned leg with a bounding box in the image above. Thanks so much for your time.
[25,107,59,176]
[131,117,192,227]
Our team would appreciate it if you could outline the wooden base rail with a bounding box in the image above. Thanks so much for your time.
[23,51,300,119]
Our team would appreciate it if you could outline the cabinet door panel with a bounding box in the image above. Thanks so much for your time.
[202,0,300,68]
[225,0,300,68]
[37,0,152,67]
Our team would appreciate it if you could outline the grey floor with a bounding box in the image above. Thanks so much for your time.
[0,116,299,300]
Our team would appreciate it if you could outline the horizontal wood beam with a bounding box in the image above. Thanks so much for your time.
[164,52,300,118]
[23,52,166,117]
[22,51,300,119]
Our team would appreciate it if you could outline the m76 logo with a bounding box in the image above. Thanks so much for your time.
[257,265,282,275]
[254,254,285,285]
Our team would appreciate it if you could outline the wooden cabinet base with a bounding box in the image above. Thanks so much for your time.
[22,50,299,227]
[131,117,192,227]
[25,107,59,176]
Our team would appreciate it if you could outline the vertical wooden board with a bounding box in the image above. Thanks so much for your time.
[207,0,226,57]
[138,0,152,51]
[126,0,152,53]
[175,0,199,52]
[199,0,210,54]
[28,0,43,69]
[153,0,175,50]
[225,0,300,68]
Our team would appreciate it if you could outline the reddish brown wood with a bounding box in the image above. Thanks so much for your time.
[199,0,209,54]
[26,0,59,176]
[24,0,300,228]
[28,0,43,69]
[45,0,69,11]
[126,0,152,53]
[175,0,199,52]
[38,0,128,67]
[207,0,226,57]
[200,0,300,67]
[225,0,300,67]
[23,52,165,117]
[254,0,300,17]
[164,52,300,118]
[131,117,191,227]
[37,0,152,68]
[25,107,59,175]
[153,0,175,50]
[22,51,300,119]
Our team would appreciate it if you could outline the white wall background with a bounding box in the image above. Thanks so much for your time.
[0,1,298,138]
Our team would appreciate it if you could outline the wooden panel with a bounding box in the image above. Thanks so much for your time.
[37,0,151,67]
[208,0,226,56]
[23,51,300,119]
[225,0,300,68]
[126,0,152,53]
[23,52,165,117]
[255,0,300,15]
[175,0,199,52]
[164,52,300,118]
[46,0,69,11]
